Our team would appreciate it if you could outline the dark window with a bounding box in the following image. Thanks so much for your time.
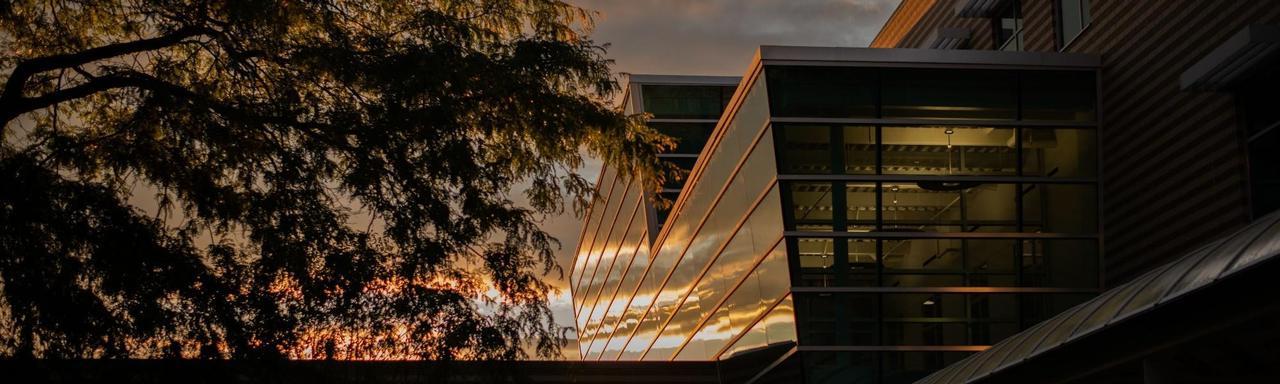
[991,0,1024,51]
[1242,66,1280,218]
[881,69,1018,120]
[776,125,836,174]
[765,66,877,118]
[1055,0,1092,49]
[653,191,680,227]
[1249,128,1280,218]
[1021,70,1097,121]
[641,85,732,119]
[651,122,716,154]
[658,156,697,190]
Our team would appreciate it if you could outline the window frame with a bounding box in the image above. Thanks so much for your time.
[990,0,1024,52]
[1054,0,1093,51]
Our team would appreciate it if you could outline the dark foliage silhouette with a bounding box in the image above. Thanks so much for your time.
[0,0,671,360]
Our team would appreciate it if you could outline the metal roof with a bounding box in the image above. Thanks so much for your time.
[916,210,1280,384]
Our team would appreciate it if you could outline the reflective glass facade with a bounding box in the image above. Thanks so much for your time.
[768,61,1100,383]
[572,75,799,365]
[571,53,1099,384]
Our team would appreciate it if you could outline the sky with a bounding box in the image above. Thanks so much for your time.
[542,0,901,357]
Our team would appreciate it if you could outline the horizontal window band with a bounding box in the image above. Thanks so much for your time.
[769,117,1096,128]
[797,345,990,352]
[791,286,1101,293]
[778,174,1097,184]
[785,231,1099,239]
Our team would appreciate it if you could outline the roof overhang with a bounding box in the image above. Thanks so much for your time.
[1181,24,1280,91]
[624,74,741,87]
[758,46,1100,69]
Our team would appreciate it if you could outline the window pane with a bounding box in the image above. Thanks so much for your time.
[659,156,697,190]
[803,352,877,384]
[846,183,878,231]
[968,294,1020,345]
[1021,70,1096,121]
[776,124,833,174]
[1022,128,1097,178]
[653,122,716,155]
[992,0,1023,52]
[1021,239,1099,288]
[881,239,1018,287]
[765,66,877,118]
[1057,0,1085,47]
[793,238,877,287]
[1021,183,1098,233]
[882,126,1017,175]
[1250,125,1280,218]
[788,182,836,231]
[654,191,680,227]
[844,126,877,174]
[883,293,965,320]
[882,183,1019,233]
[796,237,837,287]
[642,85,730,119]
[796,293,878,346]
[882,69,1018,120]
[847,239,879,286]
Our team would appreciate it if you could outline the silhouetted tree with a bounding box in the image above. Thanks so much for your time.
[0,0,670,360]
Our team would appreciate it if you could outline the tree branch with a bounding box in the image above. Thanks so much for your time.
[0,25,214,128]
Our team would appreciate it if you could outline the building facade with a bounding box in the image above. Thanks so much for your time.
[573,48,1103,383]
[872,0,1280,286]
[870,1,1280,383]
[573,1,1280,383]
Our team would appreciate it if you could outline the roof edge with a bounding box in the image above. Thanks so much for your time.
[759,46,1102,68]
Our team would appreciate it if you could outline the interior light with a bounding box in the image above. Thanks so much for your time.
[922,299,936,306]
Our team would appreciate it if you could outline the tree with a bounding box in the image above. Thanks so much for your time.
[0,0,670,360]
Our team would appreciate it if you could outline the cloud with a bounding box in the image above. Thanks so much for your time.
[577,0,900,75]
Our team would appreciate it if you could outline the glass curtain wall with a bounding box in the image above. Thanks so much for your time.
[767,65,1100,384]
[642,84,737,227]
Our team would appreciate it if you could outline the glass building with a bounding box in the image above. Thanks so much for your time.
[571,48,1102,383]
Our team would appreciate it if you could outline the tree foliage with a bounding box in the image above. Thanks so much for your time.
[0,0,671,360]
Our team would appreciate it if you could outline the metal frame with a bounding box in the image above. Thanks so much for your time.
[755,46,1104,382]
